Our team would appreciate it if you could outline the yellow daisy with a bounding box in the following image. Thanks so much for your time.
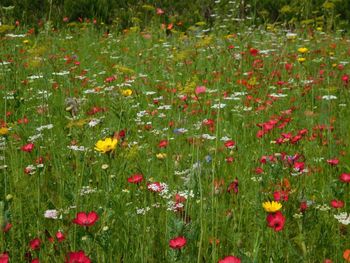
[94,137,118,153]
[262,201,282,213]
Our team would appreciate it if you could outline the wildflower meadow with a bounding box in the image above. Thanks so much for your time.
[1,2,350,263]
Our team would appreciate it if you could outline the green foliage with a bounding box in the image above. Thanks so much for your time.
[1,0,350,31]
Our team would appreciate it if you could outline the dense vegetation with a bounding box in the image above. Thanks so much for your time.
[1,0,350,31]
[1,1,350,263]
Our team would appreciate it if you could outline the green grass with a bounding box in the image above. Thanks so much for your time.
[0,23,350,262]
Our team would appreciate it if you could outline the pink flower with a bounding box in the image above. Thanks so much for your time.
[340,173,350,183]
[169,236,187,250]
[218,255,241,263]
[127,174,143,184]
[56,231,65,242]
[66,251,91,263]
[156,8,165,15]
[0,253,9,263]
[330,199,344,208]
[195,86,206,95]
[21,143,34,152]
[72,211,99,227]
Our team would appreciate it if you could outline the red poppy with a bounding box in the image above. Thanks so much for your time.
[225,156,234,163]
[224,140,235,149]
[127,174,143,184]
[255,167,264,174]
[273,190,289,201]
[285,63,293,72]
[72,211,99,227]
[330,199,344,208]
[31,259,39,263]
[0,253,9,263]
[300,201,308,213]
[158,140,168,148]
[3,223,12,233]
[327,159,339,166]
[21,143,34,152]
[29,238,41,250]
[227,178,238,194]
[266,211,286,232]
[249,48,259,56]
[169,236,187,250]
[218,255,241,263]
[340,173,350,183]
[323,259,332,263]
[66,250,91,263]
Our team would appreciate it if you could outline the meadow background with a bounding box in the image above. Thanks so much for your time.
[1,0,350,262]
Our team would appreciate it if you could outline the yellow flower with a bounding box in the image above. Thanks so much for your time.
[121,89,133,97]
[94,137,118,153]
[156,153,167,159]
[0,127,9,136]
[298,57,306,63]
[297,47,308,54]
[23,39,30,44]
[262,201,282,213]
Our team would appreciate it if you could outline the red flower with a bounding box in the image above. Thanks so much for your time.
[72,211,99,227]
[227,178,238,194]
[330,199,344,208]
[29,238,41,250]
[300,201,308,213]
[285,63,293,72]
[127,174,143,184]
[266,211,286,232]
[169,236,187,250]
[66,250,91,263]
[249,48,259,56]
[273,190,289,201]
[218,255,241,263]
[224,140,235,149]
[158,140,168,148]
[31,259,39,263]
[340,173,350,183]
[3,223,12,233]
[0,253,9,263]
[327,159,339,166]
[21,143,34,152]
[56,231,65,242]
[293,162,304,172]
